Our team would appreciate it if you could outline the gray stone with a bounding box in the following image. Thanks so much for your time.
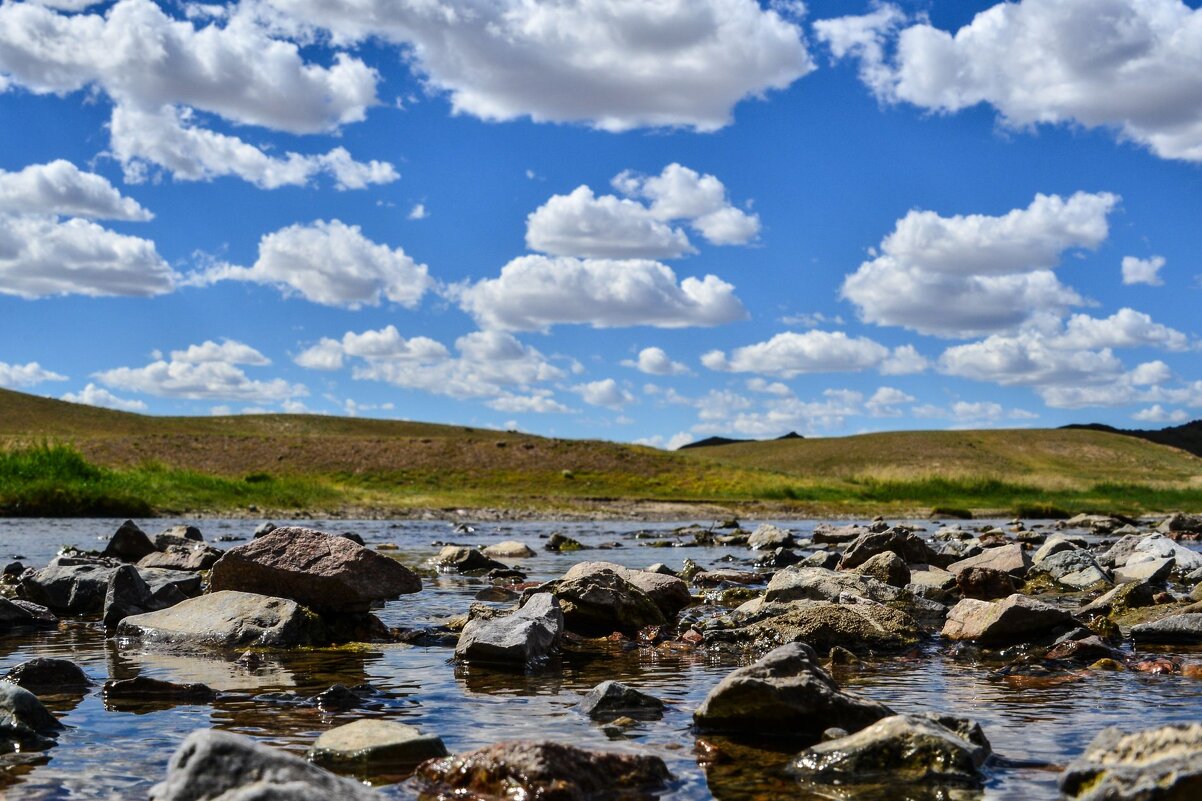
[1132,613,1202,644]
[747,524,794,550]
[838,528,942,570]
[481,541,536,559]
[549,569,665,636]
[139,542,223,572]
[0,682,62,751]
[577,681,664,720]
[308,719,447,769]
[1032,535,1081,564]
[1158,513,1202,536]
[149,729,378,801]
[1029,549,1112,590]
[455,593,563,665]
[765,566,902,605]
[847,551,910,588]
[156,525,204,548]
[0,596,57,631]
[103,520,157,563]
[711,599,922,653]
[561,561,691,618]
[435,546,507,573]
[1080,581,1157,616]
[1114,557,1174,585]
[116,591,325,649]
[1061,723,1202,801]
[21,556,119,614]
[942,594,1078,646]
[103,564,187,630]
[1114,533,1202,573]
[2,658,90,694]
[947,544,1031,578]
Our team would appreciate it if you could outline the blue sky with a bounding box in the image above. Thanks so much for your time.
[1,0,1201,448]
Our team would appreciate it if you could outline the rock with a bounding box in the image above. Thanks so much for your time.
[1129,535,1202,573]
[156,525,204,549]
[142,567,203,598]
[309,719,447,770]
[1132,613,1202,644]
[1060,723,1202,801]
[1114,557,1174,585]
[1029,549,1112,590]
[948,544,1031,578]
[455,593,564,665]
[482,540,536,559]
[103,676,217,704]
[577,681,664,720]
[1032,535,1081,564]
[811,524,868,544]
[1080,581,1157,616]
[0,596,57,631]
[748,524,794,550]
[693,569,763,587]
[766,566,900,605]
[713,600,921,653]
[908,565,956,592]
[3,658,91,694]
[102,520,157,563]
[415,740,670,801]
[847,551,910,588]
[562,562,692,618]
[253,522,277,538]
[549,569,665,636]
[1062,514,1125,535]
[138,542,223,572]
[838,528,942,570]
[434,546,507,573]
[0,683,62,751]
[956,566,1016,600]
[149,728,378,801]
[1158,512,1202,536]
[103,564,187,630]
[789,714,990,787]
[116,591,327,649]
[694,643,892,739]
[21,556,119,614]
[545,533,587,552]
[1046,635,1123,663]
[209,527,421,613]
[942,594,1079,646]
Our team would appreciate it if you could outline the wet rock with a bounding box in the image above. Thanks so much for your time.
[21,556,119,614]
[562,561,692,618]
[847,551,910,588]
[766,566,897,605]
[578,681,664,721]
[801,550,840,569]
[149,728,378,801]
[755,547,802,569]
[209,527,421,613]
[694,643,892,739]
[747,524,794,550]
[103,564,187,630]
[811,524,867,544]
[948,543,1031,579]
[546,533,587,552]
[311,684,365,712]
[102,520,157,563]
[1060,723,1202,801]
[1062,514,1126,535]
[0,683,62,750]
[138,542,223,572]
[435,546,507,574]
[253,522,277,538]
[713,600,922,653]
[1158,512,1202,536]
[1114,557,1174,585]
[693,569,763,587]
[789,713,990,787]
[455,593,564,665]
[1032,535,1083,563]
[0,596,57,631]
[415,740,670,801]
[1045,635,1123,663]
[908,565,956,592]
[956,566,1016,601]
[942,594,1079,646]
[155,525,204,549]
[482,540,536,559]
[1132,613,1202,644]
[116,590,327,649]
[309,719,447,770]
[1029,549,1112,590]
[838,528,942,570]
[103,676,217,704]
[1080,581,1157,616]
[2,658,90,694]
[141,568,202,598]
[550,569,665,636]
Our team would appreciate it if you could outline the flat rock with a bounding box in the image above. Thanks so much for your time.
[138,542,223,572]
[942,594,1078,646]
[1125,534,1202,573]
[455,593,563,665]
[577,681,664,720]
[209,527,421,613]
[747,524,794,550]
[948,544,1031,578]
[309,719,447,769]
[116,591,326,649]
[3,658,91,694]
[1132,613,1202,644]
[1061,723,1202,800]
[481,540,536,559]
[1114,557,1174,585]
[693,642,892,739]
[562,561,691,618]
[103,676,216,704]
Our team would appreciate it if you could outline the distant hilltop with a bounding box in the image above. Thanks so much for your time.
[1062,420,1202,460]
[678,431,803,450]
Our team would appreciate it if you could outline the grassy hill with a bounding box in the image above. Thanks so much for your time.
[2,387,1202,518]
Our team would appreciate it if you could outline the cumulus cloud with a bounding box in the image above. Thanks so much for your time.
[526,185,694,259]
[294,326,449,372]
[866,386,915,417]
[61,382,146,412]
[701,330,920,377]
[691,387,867,437]
[171,339,270,366]
[196,220,433,309]
[1132,404,1189,424]
[613,164,760,246]
[816,0,1202,163]
[453,255,746,331]
[1122,255,1166,286]
[265,0,813,132]
[574,378,635,409]
[939,331,1125,388]
[0,361,67,388]
[95,343,307,402]
[486,391,572,414]
[634,431,695,450]
[1054,309,1191,352]
[0,160,150,220]
[841,192,1120,336]
[622,347,690,376]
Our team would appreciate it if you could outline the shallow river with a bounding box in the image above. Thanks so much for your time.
[1,517,1200,800]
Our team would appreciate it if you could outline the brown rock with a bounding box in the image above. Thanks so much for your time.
[942,594,1078,646]
[137,543,222,572]
[956,566,1016,600]
[848,551,910,588]
[948,544,1031,578]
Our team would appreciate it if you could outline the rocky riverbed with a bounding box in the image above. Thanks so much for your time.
[3,513,1202,800]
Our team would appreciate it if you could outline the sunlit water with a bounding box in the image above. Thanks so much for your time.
[1,517,1200,800]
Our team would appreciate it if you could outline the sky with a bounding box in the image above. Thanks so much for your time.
[1,0,1201,449]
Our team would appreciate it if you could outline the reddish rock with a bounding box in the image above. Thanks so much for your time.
[942,594,1078,646]
[209,527,420,612]
[956,566,1017,601]
[948,544,1031,579]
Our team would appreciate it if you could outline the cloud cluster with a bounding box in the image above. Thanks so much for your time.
[1122,255,1166,286]
[95,339,305,402]
[0,360,67,388]
[61,383,147,412]
[622,347,690,376]
[702,330,927,377]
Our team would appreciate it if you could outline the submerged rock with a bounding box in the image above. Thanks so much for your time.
[116,590,326,649]
[150,728,378,801]
[578,681,665,721]
[209,527,421,613]
[545,533,587,552]
[309,719,447,770]
[3,658,91,694]
[415,740,671,801]
[1132,613,1202,644]
[0,683,62,751]
[711,600,921,653]
[455,593,564,665]
[942,594,1078,646]
[1060,723,1202,801]
[693,643,892,739]
[103,676,216,704]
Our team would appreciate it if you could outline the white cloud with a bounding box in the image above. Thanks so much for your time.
[880,344,930,375]
[0,361,67,388]
[171,339,270,366]
[486,391,572,414]
[265,0,812,132]
[746,378,793,397]
[1122,255,1166,286]
[635,431,695,450]
[61,382,146,412]
[408,203,428,221]
[622,346,690,376]
[1130,360,1173,386]
[95,344,307,402]
[1132,404,1189,424]
[817,0,1202,163]
[453,255,746,331]
[0,160,151,220]
[1054,309,1190,352]
[613,164,760,246]
[574,378,635,409]
[951,401,1003,422]
[526,185,694,259]
[939,331,1125,388]
[702,330,905,377]
[295,326,450,371]
[779,311,845,327]
[197,220,432,309]
[866,386,915,417]
[692,387,865,437]
[841,192,1119,336]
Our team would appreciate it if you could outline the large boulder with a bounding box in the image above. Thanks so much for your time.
[947,544,1031,579]
[710,600,921,653]
[150,729,379,801]
[102,520,157,563]
[942,594,1078,646]
[103,564,187,630]
[309,719,447,771]
[693,643,892,739]
[561,561,691,618]
[21,556,119,614]
[1132,613,1202,645]
[1061,724,1202,801]
[838,528,942,570]
[547,569,665,636]
[415,741,670,801]
[116,591,326,649]
[1126,534,1202,573]
[790,714,990,788]
[209,527,421,613]
[765,566,902,605]
[455,593,564,665]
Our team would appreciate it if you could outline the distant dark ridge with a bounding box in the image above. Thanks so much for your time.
[677,431,803,450]
[1061,420,1202,459]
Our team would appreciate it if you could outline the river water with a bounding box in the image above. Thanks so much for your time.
[1,517,1200,800]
